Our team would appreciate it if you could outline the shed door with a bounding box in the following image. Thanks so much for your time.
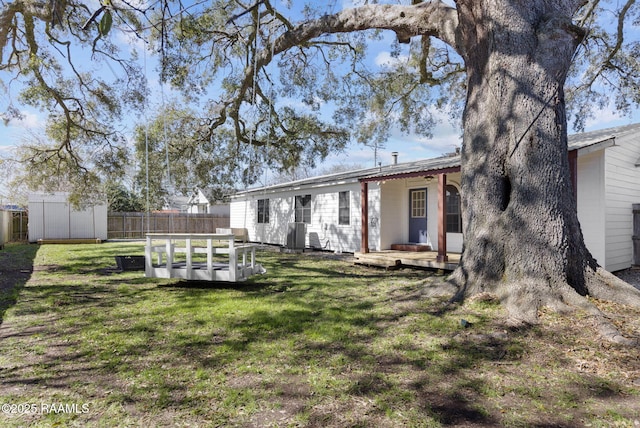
[409,189,427,243]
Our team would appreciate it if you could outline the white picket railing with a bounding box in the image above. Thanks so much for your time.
[145,233,265,282]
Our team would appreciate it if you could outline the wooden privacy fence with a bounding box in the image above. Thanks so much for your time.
[11,211,28,241]
[108,212,230,239]
[0,210,28,244]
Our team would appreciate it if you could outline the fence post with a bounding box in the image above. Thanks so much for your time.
[633,204,640,267]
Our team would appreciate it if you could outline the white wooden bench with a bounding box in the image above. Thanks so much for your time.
[145,233,265,282]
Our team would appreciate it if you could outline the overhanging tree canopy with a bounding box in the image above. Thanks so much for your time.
[1,0,640,342]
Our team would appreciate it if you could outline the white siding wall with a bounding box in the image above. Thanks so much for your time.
[577,151,607,267]
[367,184,381,251]
[378,174,463,253]
[0,210,9,247]
[28,192,108,242]
[603,134,640,271]
[230,181,373,253]
[208,204,231,216]
[380,180,407,249]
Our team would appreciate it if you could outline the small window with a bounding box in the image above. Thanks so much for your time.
[257,199,269,224]
[339,191,350,225]
[295,194,311,223]
[411,190,426,218]
[446,185,462,233]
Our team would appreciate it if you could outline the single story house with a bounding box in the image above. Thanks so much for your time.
[187,188,231,216]
[162,194,192,213]
[230,123,640,272]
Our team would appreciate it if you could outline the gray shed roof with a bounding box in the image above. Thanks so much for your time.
[234,122,640,196]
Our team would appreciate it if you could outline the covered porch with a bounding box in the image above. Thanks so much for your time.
[359,155,462,264]
[354,142,588,270]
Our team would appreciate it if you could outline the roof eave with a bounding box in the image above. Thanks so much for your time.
[359,165,461,183]
[570,136,616,157]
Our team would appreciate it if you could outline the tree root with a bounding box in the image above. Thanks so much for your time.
[446,266,640,346]
[586,267,640,307]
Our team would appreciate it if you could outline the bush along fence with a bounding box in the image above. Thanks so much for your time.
[107,212,230,239]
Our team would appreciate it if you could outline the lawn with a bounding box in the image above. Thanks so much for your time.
[0,242,639,427]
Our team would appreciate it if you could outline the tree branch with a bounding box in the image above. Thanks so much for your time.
[216,0,459,146]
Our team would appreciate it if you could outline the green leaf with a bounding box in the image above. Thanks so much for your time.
[99,10,112,36]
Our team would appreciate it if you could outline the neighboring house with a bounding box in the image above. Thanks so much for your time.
[162,195,191,213]
[187,188,231,216]
[230,123,640,272]
[28,192,108,242]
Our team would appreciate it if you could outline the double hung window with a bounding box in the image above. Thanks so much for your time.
[257,199,269,224]
[295,194,311,223]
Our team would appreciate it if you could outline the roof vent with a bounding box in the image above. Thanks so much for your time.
[391,152,398,165]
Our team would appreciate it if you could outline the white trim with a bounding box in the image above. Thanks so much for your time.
[576,137,616,157]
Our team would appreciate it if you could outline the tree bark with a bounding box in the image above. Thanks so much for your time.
[223,0,640,341]
[450,1,640,333]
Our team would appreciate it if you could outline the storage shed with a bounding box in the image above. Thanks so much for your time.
[28,192,108,243]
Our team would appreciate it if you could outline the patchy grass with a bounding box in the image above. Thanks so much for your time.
[0,243,38,322]
[0,242,639,427]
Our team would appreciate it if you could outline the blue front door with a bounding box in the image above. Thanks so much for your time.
[409,188,427,243]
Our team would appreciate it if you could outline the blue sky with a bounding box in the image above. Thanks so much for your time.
[1,0,639,201]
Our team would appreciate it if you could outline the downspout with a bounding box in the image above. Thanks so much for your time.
[361,181,369,253]
[437,174,448,262]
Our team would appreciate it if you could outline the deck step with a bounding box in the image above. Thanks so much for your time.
[354,253,401,269]
[354,251,460,272]
[390,243,431,251]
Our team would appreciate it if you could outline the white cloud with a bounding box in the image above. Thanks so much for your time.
[385,110,462,159]
[317,109,462,172]
[0,144,14,155]
[13,110,42,129]
[0,110,45,148]
[583,104,639,131]
[374,51,409,68]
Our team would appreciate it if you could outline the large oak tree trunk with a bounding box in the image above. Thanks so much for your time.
[451,1,640,336]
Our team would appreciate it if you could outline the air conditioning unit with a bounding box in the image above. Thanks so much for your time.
[287,222,306,250]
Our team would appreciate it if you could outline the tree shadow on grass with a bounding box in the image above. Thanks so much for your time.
[158,280,271,293]
[2,248,639,426]
[0,243,38,325]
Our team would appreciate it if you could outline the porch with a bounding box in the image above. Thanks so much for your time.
[354,250,461,271]
[359,157,462,262]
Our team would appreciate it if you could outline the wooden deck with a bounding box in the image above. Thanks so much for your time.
[354,250,461,271]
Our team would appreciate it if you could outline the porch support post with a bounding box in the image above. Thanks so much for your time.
[568,149,578,204]
[437,174,448,262]
[361,181,369,253]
